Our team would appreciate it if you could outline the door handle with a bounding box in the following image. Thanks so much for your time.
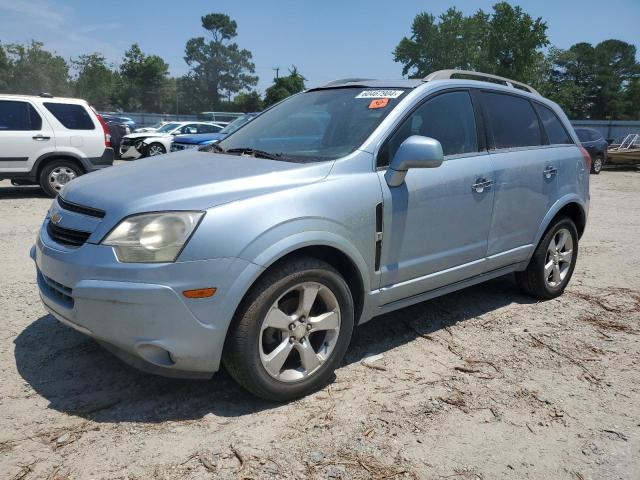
[543,166,558,179]
[472,178,493,193]
[32,135,51,141]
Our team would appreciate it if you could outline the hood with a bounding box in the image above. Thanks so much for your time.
[61,150,334,227]
[124,132,171,140]
[174,132,226,144]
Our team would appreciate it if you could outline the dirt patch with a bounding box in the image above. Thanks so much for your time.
[1,172,639,479]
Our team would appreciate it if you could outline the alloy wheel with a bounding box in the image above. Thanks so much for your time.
[593,157,602,173]
[544,228,573,288]
[259,282,341,382]
[49,167,77,192]
[148,144,164,156]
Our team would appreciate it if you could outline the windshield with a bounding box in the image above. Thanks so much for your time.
[155,122,181,133]
[217,88,407,162]
[220,114,256,134]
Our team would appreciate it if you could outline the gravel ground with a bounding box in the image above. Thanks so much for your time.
[0,170,638,480]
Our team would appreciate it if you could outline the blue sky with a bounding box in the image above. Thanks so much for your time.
[1,0,638,94]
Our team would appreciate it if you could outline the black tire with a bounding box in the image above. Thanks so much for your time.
[515,216,578,300]
[591,156,603,174]
[145,142,166,157]
[39,160,83,198]
[222,256,355,401]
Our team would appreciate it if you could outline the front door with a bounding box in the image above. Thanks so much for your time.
[376,90,494,305]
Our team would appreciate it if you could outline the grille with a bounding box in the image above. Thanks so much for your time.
[47,222,91,247]
[38,270,73,306]
[57,197,105,218]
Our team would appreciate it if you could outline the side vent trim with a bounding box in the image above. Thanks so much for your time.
[374,202,383,271]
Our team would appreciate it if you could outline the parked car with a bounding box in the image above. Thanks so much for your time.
[101,114,137,131]
[170,113,259,152]
[120,122,224,159]
[104,120,131,159]
[575,127,607,174]
[134,121,169,133]
[33,70,589,401]
[0,93,113,196]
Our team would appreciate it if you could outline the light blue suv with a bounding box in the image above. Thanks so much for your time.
[32,70,590,400]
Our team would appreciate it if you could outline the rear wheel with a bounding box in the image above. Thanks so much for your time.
[515,216,578,299]
[39,160,82,197]
[223,256,354,401]
[591,156,603,174]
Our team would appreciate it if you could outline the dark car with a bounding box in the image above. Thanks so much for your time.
[101,114,137,131]
[575,127,608,174]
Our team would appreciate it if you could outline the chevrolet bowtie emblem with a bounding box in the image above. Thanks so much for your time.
[51,212,62,225]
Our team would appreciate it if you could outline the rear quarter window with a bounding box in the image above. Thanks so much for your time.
[482,92,542,149]
[44,102,95,130]
[533,103,572,145]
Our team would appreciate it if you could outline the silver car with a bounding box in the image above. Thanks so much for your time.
[32,70,590,401]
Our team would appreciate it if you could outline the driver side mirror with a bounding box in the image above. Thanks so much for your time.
[384,135,444,187]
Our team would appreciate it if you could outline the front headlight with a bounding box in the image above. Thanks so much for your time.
[102,211,204,263]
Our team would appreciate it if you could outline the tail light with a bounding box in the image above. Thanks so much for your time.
[90,106,111,148]
[578,145,591,172]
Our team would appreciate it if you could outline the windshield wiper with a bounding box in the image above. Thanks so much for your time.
[199,142,225,153]
[225,147,282,160]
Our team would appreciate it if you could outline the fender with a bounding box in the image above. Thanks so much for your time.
[248,229,372,295]
[533,194,587,249]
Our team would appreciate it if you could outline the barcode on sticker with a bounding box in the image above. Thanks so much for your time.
[355,90,404,99]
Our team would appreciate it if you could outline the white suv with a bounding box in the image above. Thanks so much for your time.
[0,94,114,197]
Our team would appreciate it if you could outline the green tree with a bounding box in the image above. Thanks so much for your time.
[72,53,116,109]
[233,91,262,112]
[263,67,305,107]
[544,40,639,119]
[118,43,169,112]
[0,43,9,91]
[394,2,548,84]
[591,40,639,119]
[2,41,70,95]
[184,13,258,109]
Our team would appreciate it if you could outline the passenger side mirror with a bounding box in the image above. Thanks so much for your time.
[384,135,444,187]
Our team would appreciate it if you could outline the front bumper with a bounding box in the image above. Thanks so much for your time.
[119,144,143,160]
[32,226,263,377]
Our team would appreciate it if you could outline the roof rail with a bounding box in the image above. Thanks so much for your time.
[320,78,373,88]
[423,70,539,95]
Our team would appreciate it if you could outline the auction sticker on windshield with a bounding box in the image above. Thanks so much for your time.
[355,90,404,99]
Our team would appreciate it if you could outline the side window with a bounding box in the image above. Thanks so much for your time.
[482,92,542,149]
[378,91,478,167]
[43,102,95,130]
[575,129,590,142]
[534,104,572,145]
[589,130,602,141]
[0,100,42,131]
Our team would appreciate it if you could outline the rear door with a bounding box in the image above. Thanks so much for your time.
[0,99,55,173]
[376,89,495,304]
[480,91,565,269]
[41,101,103,158]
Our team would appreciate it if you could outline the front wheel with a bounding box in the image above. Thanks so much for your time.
[39,160,82,197]
[591,156,603,174]
[223,256,354,401]
[515,216,578,299]
[146,142,166,157]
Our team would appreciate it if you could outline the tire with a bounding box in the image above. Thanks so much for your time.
[39,160,82,198]
[223,256,355,401]
[591,156,603,174]
[145,142,166,157]
[515,216,578,300]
